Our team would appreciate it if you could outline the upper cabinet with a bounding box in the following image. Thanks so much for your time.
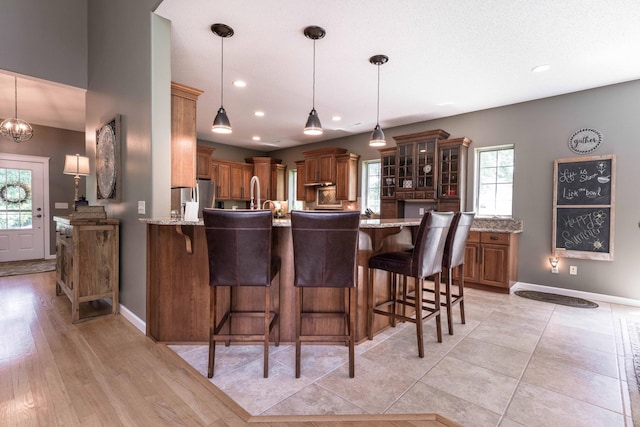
[298,147,359,202]
[247,157,286,202]
[437,137,471,212]
[392,129,450,200]
[196,145,215,179]
[379,147,397,199]
[171,82,203,188]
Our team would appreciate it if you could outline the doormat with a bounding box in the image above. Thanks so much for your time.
[0,259,56,277]
[514,290,598,308]
[626,319,640,392]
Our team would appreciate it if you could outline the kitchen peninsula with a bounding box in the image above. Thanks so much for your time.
[144,215,522,344]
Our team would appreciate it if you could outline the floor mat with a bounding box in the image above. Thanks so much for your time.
[514,290,598,308]
[0,259,56,277]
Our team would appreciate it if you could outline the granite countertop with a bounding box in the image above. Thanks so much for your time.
[141,215,523,232]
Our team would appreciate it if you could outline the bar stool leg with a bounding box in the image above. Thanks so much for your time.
[208,287,217,378]
[434,273,442,343]
[458,265,466,325]
[348,287,356,378]
[263,287,270,378]
[415,277,424,358]
[445,268,454,335]
[295,287,302,378]
[367,268,374,340]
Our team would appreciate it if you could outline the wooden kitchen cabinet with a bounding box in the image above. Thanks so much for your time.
[461,230,519,293]
[211,161,230,200]
[303,147,346,184]
[393,129,450,200]
[171,82,203,188]
[336,153,359,201]
[295,160,309,201]
[196,145,215,179]
[437,137,471,212]
[271,163,286,200]
[54,217,119,323]
[230,163,252,201]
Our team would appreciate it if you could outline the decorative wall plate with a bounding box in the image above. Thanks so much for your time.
[96,115,121,202]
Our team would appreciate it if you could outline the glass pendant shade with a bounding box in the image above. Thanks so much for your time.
[304,108,323,135]
[1,77,34,143]
[211,106,232,134]
[369,124,386,147]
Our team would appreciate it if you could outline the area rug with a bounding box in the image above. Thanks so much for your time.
[0,259,56,277]
[514,290,599,308]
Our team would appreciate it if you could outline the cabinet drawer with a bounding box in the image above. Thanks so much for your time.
[480,232,510,245]
[467,230,480,243]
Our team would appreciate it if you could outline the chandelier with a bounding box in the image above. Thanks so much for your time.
[1,77,34,143]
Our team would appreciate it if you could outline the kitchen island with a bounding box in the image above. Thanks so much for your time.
[144,215,522,343]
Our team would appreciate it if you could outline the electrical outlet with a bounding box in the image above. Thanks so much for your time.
[419,208,425,215]
[569,265,577,275]
[137,201,146,215]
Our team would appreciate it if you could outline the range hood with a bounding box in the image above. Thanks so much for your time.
[303,181,335,187]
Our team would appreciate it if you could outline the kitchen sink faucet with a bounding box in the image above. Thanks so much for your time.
[250,176,260,210]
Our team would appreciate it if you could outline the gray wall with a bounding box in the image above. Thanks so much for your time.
[0,125,85,255]
[85,0,165,320]
[268,80,640,300]
[0,0,87,88]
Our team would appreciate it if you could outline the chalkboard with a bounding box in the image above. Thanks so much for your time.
[556,158,612,205]
[555,207,610,253]
[553,155,615,261]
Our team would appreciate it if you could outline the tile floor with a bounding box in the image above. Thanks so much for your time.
[170,287,640,426]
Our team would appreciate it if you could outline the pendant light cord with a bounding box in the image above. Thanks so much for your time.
[14,77,18,117]
[376,64,380,125]
[220,37,225,106]
[312,39,316,109]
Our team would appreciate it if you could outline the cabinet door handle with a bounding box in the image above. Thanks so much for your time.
[490,236,499,240]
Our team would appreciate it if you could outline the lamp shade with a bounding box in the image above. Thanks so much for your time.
[369,124,386,147]
[211,106,232,133]
[63,154,90,176]
[303,108,323,135]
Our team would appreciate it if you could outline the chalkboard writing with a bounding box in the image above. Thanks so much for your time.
[556,158,612,205]
[555,207,610,253]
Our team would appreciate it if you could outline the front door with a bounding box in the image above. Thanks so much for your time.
[0,157,45,261]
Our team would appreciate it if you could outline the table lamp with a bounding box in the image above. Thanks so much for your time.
[63,154,90,202]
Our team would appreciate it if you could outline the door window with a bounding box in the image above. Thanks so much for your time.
[0,167,33,230]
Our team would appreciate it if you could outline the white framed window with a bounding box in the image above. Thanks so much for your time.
[361,160,381,214]
[475,146,514,217]
[288,169,303,212]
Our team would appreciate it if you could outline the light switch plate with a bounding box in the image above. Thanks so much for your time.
[54,202,69,209]
[569,265,577,275]
[138,201,146,214]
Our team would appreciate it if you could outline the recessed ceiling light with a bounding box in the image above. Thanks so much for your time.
[332,115,342,121]
[531,64,551,73]
[254,111,265,117]
[252,136,260,141]
[233,80,246,87]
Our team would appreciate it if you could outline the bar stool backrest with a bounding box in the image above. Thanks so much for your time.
[412,211,454,278]
[443,212,475,269]
[203,209,274,287]
[291,211,360,288]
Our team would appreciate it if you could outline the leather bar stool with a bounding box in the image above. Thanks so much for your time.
[367,211,453,358]
[291,210,360,378]
[202,209,280,378]
[440,211,475,335]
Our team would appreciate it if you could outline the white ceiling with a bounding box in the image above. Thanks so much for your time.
[3,1,640,149]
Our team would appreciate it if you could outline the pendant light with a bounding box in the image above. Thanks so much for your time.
[303,26,325,136]
[369,55,388,147]
[211,23,234,134]
[1,77,34,143]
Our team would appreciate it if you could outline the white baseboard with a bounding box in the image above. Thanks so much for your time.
[511,282,640,308]
[118,303,146,334]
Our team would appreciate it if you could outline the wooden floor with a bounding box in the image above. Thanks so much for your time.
[0,271,456,427]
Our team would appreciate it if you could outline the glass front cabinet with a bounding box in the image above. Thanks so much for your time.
[392,129,450,200]
[437,137,471,212]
